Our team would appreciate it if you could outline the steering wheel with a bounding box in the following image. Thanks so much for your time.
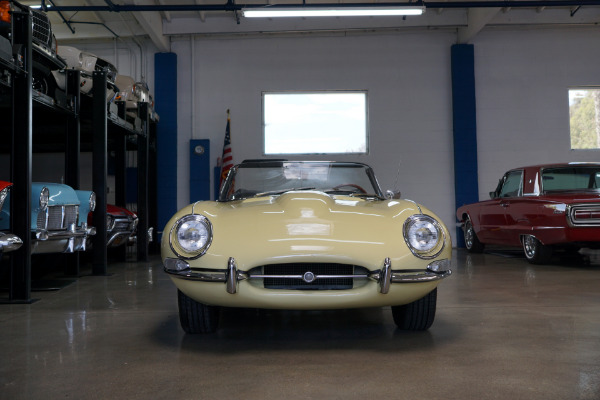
[332,183,367,194]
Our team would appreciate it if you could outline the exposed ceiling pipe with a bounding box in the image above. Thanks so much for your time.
[39,1,600,13]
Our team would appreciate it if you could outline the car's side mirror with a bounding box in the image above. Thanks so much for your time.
[489,191,497,199]
[386,190,402,199]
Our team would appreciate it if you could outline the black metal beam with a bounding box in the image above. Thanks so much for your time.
[40,1,600,12]
[113,132,127,261]
[91,71,108,275]
[137,103,149,262]
[64,69,81,276]
[9,11,33,303]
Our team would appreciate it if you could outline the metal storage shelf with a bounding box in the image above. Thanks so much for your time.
[1,13,156,303]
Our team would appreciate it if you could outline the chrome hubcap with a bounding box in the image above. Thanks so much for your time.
[465,222,474,248]
[523,236,536,258]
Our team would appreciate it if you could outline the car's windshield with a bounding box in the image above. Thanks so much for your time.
[219,161,382,201]
[542,166,600,192]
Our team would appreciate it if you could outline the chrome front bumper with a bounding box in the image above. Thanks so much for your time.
[0,232,23,253]
[107,231,134,247]
[31,225,96,254]
[164,257,452,295]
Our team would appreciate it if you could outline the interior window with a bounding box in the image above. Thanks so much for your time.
[263,91,368,155]
[498,170,523,197]
[542,167,600,191]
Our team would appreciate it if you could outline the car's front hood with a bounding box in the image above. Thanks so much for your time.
[163,191,451,271]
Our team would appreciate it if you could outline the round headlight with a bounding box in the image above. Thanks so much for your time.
[170,214,213,259]
[403,215,445,259]
[89,192,96,212]
[39,187,49,211]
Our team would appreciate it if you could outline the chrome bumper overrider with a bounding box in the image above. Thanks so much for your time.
[164,257,452,295]
[0,232,23,253]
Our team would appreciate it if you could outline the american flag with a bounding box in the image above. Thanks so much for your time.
[219,110,233,187]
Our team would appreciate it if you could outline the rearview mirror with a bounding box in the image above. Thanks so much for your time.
[386,190,402,199]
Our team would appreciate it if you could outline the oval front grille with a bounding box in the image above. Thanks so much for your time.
[253,263,369,290]
[39,205,79,231]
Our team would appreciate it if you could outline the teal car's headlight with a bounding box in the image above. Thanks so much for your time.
[89,192,96,212]
[0,187,9,211]
[403,215,445,259]
[39,187,49,211]
[169,215,213,259]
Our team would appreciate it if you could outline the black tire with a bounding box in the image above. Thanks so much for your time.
[522,235,552,265]
[177,290,220,334]
[32,70,56,97]
[464,217,485,253]
[392,288,437,331]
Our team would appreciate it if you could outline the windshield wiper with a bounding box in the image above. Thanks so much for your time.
[348,193,385,200]
[254,187,316,197]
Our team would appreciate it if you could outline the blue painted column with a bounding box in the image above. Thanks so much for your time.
[155,53,178,239]
[451,44,479,248]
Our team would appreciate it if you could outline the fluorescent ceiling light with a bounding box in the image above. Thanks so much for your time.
[242,6,425,18]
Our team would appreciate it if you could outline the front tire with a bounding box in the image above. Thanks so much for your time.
[177,290,220,334]
[464,217,485,253]
[522,235,552,264]
[392,288,437,331]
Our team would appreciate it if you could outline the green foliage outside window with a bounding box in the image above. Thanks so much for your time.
[569,89,600,149]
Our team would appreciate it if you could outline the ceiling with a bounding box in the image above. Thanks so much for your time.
[21,1,600,51]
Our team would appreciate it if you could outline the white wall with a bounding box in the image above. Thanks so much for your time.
[473,27,600,200]
[173,31,458,237]
[35,27,600,246]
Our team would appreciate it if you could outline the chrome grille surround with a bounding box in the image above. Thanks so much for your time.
[249,263,370,290]
[567,204,600,227]
[37,205,79,231]
[31,9,52,48]
[113,217,133,231]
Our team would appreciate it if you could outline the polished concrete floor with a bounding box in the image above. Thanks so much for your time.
[1,248,599,399]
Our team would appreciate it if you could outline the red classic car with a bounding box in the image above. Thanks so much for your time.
[105,204,139,247]
[456,163,600,264]
[87,204,138,248]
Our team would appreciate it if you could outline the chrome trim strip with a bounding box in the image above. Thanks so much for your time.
[390,270,452,283]
[32,228,91,240]
[247,274,370,280]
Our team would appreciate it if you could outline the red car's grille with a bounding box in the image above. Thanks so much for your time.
[569,205,600,226]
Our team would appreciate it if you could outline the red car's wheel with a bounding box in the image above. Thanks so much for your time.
[522,235,552,265]
[464,217,485,253]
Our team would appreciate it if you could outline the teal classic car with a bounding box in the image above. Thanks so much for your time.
[0,182,96,254]
[0,181,22,253]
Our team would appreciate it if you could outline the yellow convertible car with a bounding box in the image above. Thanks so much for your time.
[162,160,452,333]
